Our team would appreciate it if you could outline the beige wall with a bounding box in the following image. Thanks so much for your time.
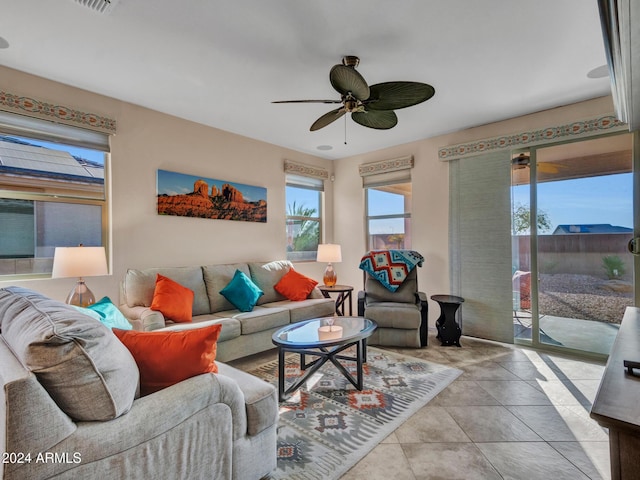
[0,65,616,324]
[0,66,333,301]
[334,95,616,323]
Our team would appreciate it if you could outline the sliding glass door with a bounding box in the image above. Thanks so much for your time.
[512,133,634,355]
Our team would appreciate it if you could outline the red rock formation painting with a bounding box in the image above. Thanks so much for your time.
[158,178,266,222]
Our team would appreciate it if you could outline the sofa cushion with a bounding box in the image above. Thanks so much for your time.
[274,268,318,301]
[150,274,194,323]
[0,286,139,422]
[263,297,336,323]
[77,296,132,330]
[203,263,252,312]
[249,261,292,304]
[113,324,222,396]
[215,306,290,335]
[363,302,422,329]
[220,269,264,312]
[161,315,241,342]
[123,267,210,316]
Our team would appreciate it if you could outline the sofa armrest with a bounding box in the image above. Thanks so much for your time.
[217,363,278,437]
[8,373,237,480]
[118,304,165,331]
[1,340,77,460]
[69,374,237,457]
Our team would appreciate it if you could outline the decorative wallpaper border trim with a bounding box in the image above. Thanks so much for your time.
[0,90,116,134]
[359,155,414,177]
[284,160,329,180]
[438,115,627,160]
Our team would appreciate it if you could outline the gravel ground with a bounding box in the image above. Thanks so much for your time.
[537,274,633,324]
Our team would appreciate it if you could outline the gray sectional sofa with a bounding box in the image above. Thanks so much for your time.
[119,260,337,362]
[0,286,279,480]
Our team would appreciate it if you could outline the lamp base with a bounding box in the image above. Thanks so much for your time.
[323,263,337,287]
[66,279,96,307]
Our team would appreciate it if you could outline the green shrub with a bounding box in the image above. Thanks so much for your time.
[602,255,626,279]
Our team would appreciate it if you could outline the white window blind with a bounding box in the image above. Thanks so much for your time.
[0,111,110,152]
[286,174,324,191]
[449,151,514,343]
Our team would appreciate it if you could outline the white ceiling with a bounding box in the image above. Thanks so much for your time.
[1,0,612,160]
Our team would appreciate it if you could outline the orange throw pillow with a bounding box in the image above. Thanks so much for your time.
[150,274,194,323]
[113,324,222,396]
[274,268,318,301]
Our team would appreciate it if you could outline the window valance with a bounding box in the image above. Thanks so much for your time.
[283,160,329,180]
[438,114,626,161]
[359,155,413,176]
[0,90,116,149]
[359,155,413,187]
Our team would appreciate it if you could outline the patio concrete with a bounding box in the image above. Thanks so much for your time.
[514,315,620,356]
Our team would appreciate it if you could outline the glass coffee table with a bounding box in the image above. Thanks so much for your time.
[272,316,377,402]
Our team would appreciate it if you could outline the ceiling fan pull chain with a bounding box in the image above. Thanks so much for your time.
[344,115,347,145]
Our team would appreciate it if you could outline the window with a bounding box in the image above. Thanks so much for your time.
[0,117,108,278]
[286,174,323,261]
[360,156,414,251]
[365,182,412,250]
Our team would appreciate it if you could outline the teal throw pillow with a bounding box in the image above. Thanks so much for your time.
[220,269,264,312]
[85,296,132,330]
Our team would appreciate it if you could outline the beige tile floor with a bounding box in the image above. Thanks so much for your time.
[230,329,611,480]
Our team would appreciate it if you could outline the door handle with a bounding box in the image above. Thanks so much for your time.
[628,237,640,255]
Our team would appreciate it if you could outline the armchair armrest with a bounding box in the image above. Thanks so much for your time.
[357,290,365,316]
[118,304,165,331]
[417,291,428,347]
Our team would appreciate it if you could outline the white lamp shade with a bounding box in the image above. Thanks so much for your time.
[52,246,108,278]
[316,244,342,263]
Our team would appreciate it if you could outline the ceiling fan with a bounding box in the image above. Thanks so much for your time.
[512,153,563,174]
[272,56,435,131]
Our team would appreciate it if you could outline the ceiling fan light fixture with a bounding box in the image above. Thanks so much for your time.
[342,56,360,68]
[344,98,358,112]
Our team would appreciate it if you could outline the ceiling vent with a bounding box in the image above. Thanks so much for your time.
[73,0,120,14]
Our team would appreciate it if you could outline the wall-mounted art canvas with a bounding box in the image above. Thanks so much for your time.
[157,169,267,223]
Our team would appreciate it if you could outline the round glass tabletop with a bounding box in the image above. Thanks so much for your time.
[272,316,376,348]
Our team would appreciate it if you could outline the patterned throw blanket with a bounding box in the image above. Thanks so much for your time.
[359,250,424,292]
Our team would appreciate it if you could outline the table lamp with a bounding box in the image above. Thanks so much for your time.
[317,243,342,287]
[52,245,108,307]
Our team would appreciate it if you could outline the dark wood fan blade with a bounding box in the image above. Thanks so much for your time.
[329,64,370,101]
[310,108,346,131]
[364,82,435,111]
[351,110,398,130]
[272,99,342,104]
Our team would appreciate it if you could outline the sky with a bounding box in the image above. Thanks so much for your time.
[157,169,267,202]
[512,172,633,232]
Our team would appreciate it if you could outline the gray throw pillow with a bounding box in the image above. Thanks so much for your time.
[0,287,139,421]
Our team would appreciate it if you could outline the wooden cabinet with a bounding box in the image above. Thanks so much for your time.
[591,307,640,479]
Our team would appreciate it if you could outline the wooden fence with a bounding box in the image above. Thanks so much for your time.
[514,233,633,279]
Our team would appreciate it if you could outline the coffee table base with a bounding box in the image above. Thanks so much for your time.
[277,339,368,402]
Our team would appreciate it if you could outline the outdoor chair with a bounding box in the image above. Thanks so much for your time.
[513,270,532,320]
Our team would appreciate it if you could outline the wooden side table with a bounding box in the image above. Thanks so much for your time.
[431,294,464,347]
[318,285,353,316]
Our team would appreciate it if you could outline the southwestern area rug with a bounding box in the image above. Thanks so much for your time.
[250,347,462,480]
